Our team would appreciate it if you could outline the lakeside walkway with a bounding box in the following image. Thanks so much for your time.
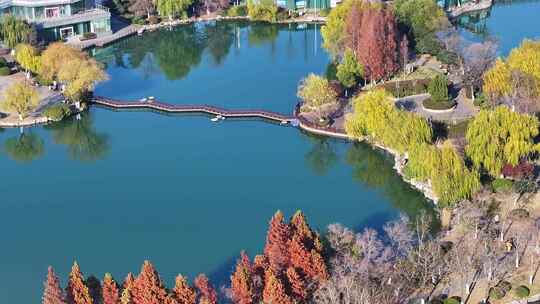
[92,96,297,123]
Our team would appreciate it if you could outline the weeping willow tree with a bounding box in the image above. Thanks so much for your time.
[0,15,31,49]
[345,88,432,153]
[406,142,480,206]
[466,106,540,177]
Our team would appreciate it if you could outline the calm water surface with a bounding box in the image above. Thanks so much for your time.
[456,0,540,55]
[0,21,431,303]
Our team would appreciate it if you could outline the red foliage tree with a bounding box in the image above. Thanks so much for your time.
[262,269,291,304]
[102,273,120,304]
[172,275,197,304]
[264,211,291,272]
[123,273,135,290]
[132,260,168,304]
[502,162,534,180]
[66,262,93,304]
[285,267,307,301]
[43,266,66,304]
[194,274,217,304]
[355,6,400,82]
[230,251,255,304]
[345,4,363,53]
[290,211,314,245]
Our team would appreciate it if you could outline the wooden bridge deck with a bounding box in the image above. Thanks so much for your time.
[91,96,296,123]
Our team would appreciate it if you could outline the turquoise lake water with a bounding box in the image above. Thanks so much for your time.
[1,4,538,300]
[0,22,430,303]
[456,0,540,55]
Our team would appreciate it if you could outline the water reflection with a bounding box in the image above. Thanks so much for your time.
[304,134,338,176]
[93,21,322,83]
[45,113,110,162]
[345,143,436,223]
[3,131,45,163]
[454,8,491,36]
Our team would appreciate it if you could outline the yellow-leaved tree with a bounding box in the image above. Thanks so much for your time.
[39,42,107,103]
[345,88,432,153]
[57,57,108,102]
[14,43,41,74]
[483,40,540,104]
[466,106,540,176]
[39,42,86,82]
[1,81,40,120]
[406,142,480,206]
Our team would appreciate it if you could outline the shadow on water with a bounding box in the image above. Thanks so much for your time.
[44,112,110,162]
[2,131,45,163]
[345,142,439,229]
[304,133,339,176]
[207,254,238,295]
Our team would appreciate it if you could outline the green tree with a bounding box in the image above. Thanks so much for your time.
[297,74,338,112]
[336,48,363,92]
[156,0,193,19]
[466,106,540,176]
[14,43,41,73]
[0,15,31,49]
[1,81,40,120]
[427,74,449,102]
[394,0,448,54]
[247,0,278,22]
[345,88,432,153]
[3,132,44,163]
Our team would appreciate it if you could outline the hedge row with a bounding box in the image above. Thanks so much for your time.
[377,79,431,98]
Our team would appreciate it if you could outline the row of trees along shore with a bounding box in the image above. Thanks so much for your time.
[1,42,107,120]
[42,209,540,304]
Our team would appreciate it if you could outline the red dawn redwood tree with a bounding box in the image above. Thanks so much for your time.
[285,267,307,301]
[172,275,197,304]
[66,262,93,304]
[264,211,292,272]
[355,6,400,82]
[102,273,120,304]
[43,266,66,304]
[194,274,217,304]
[262,269,291,304]
[230,251,255,304]
[132,260,168,304]
[345,4,363,54]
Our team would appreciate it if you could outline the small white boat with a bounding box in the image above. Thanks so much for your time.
[281,120,288,125]
[140,98,147,102]
[216,114,223,119]
[211,117,220,122]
